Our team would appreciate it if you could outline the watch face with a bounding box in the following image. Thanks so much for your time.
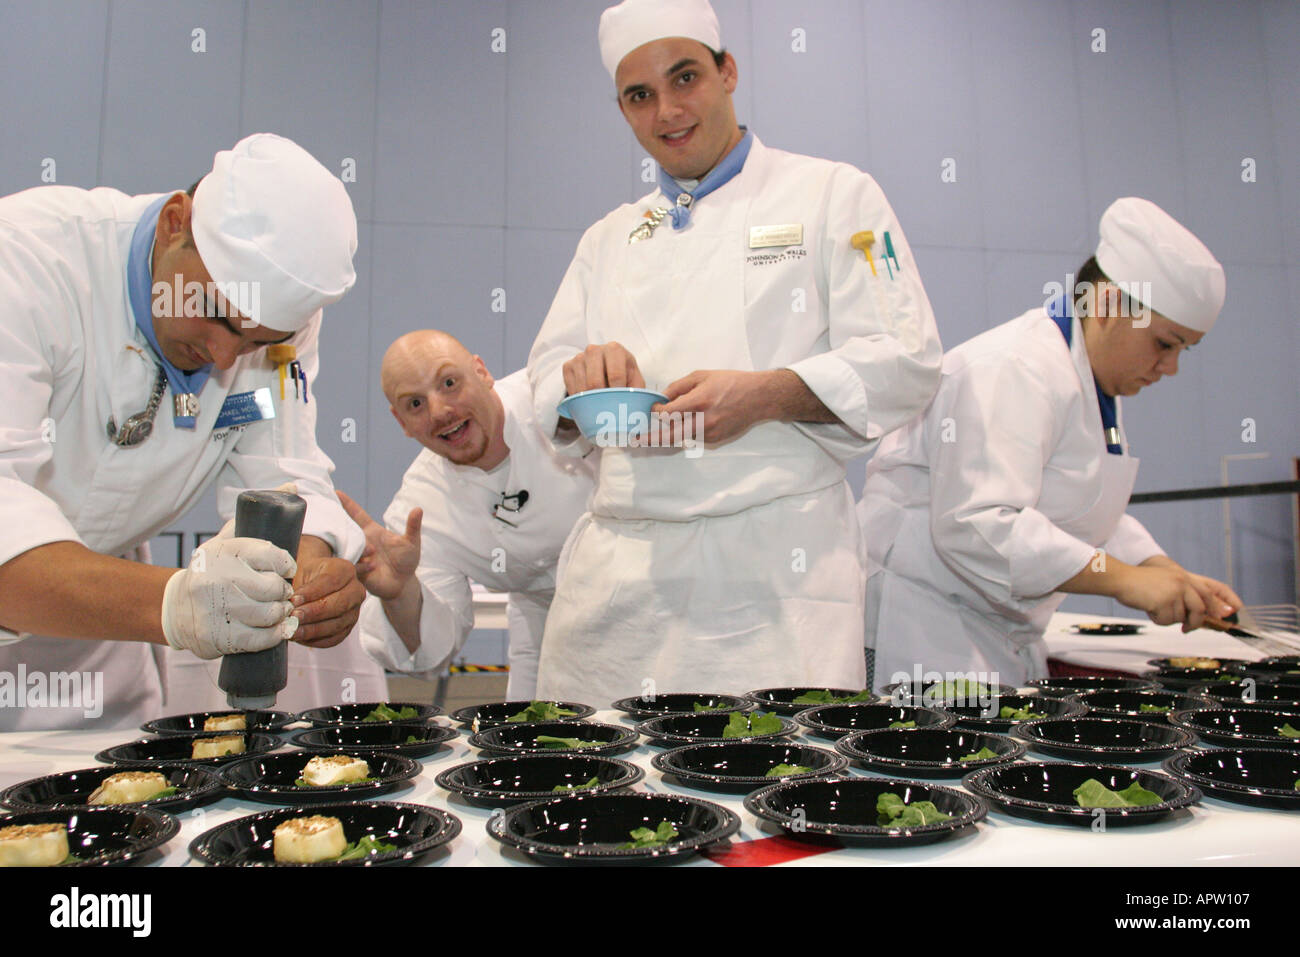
[115,415,152,447]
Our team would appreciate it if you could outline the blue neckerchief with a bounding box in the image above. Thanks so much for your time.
[656,127,753,229]
[127,195,213,428]
[1047,295,1122,454]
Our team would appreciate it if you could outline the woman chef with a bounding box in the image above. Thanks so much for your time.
[0,134,380,730]
[857,197,1242,687]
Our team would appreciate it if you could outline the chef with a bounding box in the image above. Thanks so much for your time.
[342,331,594,699]
[526,0,943,704]
[0,133,374,730]
[858,197,1242,687]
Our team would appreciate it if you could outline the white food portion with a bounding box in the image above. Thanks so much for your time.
[273,815,347,863]
[203,714,248,731]
[301,755,370,786]
[0,823,70,867]
[191,735,245,759]
[87,771,170,805]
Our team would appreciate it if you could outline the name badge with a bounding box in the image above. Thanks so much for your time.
[214,388,276,430]
[749,224,803,248]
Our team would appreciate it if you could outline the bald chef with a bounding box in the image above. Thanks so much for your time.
[343,331,594,699]
[858,197,1242,687]
[0,133,376,730]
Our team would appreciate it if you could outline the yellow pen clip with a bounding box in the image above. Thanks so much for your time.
[850,231,878,277]
[266,343,297,401]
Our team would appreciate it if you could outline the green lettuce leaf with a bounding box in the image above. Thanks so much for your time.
[364,703,419,722]
[1278,723,1300,739]
[294,776,375,787]
[721,711,783,739]
[957,747,998,762]
[552,776,601,792]
[1138,703,1172,713]
[999,705,1047,720]
[334,834,398,861]
[765,763,813,777]
[791,689,873,705]
[617,821,678,849]
[692,701,730,712]
[1073,778,1163,808]
[507,701,579,723]
[888,720,916,729]
[876,792,953,827]
[930,680,990,698]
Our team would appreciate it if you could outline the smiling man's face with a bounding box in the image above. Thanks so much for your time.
[383,332,508,470]
[614,36,743,181]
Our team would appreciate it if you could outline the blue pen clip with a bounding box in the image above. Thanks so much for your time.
[883,230,900,273]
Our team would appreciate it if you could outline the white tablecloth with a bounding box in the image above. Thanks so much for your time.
[3,680,1298,866]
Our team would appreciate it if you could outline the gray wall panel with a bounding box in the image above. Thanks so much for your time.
[749,0,868,167]
[1262,0,1300,266]
[99,0,244,193]
[1067,0,1189,226]
[1170,0,1284,266]
[505,0,632,230]
[859,0,985,250]
[373,0,508,227]
[503,227,587,375]
[0,0,108,193]
[969,0,1090,254]
[242,0,380,222]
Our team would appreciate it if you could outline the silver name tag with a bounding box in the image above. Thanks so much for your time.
[749,224,803,248]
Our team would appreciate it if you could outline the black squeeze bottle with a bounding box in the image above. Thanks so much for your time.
[217,489,307,709]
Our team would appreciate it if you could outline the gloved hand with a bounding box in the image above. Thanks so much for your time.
[161,537,299,659]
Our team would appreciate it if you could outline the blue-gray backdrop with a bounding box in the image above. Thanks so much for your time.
[2,0,1296,635]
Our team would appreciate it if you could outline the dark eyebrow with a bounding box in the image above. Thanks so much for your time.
[620,58,702,98]
[206,294,292,345]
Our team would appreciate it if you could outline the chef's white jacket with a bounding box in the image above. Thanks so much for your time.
[359,371,595,699]
[527,136,943,704]
[0,185,373,730]
[858,307,1165,686]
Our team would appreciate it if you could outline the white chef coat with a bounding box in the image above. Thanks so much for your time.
[0,185,375,730]
[358,371,595,700]
[527,135,943,705]
[857,306,1165,687]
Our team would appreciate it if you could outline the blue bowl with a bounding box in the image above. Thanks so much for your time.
[557,388,668,443]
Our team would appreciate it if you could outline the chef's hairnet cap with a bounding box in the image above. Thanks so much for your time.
[599,0,721,81]
[191,133,358,334]
[1095,197,1225,334]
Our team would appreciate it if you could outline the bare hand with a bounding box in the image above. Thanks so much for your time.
[290,556,366,648]
[337,490,422,601]
[561,342,645,397]
[1115,564,1238,632]
[656,369,774,445]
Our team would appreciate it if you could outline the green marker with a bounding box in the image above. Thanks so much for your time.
[883,230,900,271]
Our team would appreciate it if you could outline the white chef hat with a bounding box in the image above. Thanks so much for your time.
[599,0,721,81]
[191,133,358,333]
[1095,197,1225,334]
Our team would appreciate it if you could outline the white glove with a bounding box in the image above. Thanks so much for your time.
[161,537,299,660]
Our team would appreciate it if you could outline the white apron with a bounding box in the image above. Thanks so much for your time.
[870,451,1139,688]
[536,199,866,704]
